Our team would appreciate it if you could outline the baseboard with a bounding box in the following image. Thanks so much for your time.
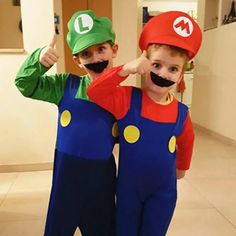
[193,123,236,147]
[0,162,53,173]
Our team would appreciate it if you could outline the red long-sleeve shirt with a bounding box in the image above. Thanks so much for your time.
[87,66,194,170]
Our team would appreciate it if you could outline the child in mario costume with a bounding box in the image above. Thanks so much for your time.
[15,10,118,236]
[88,11,202,236]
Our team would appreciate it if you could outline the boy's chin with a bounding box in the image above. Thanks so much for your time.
[87,70,101,80]
[150,83,169,93]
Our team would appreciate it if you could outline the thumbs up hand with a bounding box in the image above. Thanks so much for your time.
[39,34,59,68]
[119,50,151,77]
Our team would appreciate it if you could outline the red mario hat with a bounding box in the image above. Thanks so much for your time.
[139,11,202,60]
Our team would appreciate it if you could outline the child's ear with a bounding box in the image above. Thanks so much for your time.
[112,44,118,58]
[73,56,83,68]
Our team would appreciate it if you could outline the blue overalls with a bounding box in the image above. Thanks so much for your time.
[116,88,188,236]
[44,75,116,236]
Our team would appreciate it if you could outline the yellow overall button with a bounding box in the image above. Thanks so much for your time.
[168,136,176,153]
[123,125,140,144]
[112,122,119,137]
[60,110,71,127]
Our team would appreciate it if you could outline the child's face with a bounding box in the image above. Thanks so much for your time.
[73,42,118,79]
[145,45,186,95]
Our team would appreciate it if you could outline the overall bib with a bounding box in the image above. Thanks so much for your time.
[116,88,187,236]
[44,75,116,236]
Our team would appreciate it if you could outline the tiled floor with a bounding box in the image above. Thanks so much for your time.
[0,129,236,236]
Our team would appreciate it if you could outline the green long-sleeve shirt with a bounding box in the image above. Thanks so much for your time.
[15,48,91,105]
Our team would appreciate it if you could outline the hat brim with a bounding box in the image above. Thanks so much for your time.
[72,33,113,55]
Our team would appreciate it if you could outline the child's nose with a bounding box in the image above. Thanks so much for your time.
[159,68,169,78]
[92,52,103,62]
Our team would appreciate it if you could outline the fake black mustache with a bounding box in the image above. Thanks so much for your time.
[150,72,176,87]
[84,60,109,73]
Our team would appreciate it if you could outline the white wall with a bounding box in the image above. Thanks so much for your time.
[191,22,236,141]
[191,0,236,142]
[112,0,142,86]
[0,0,57,166]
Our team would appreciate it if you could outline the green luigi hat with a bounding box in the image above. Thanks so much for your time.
[67,10,115,55]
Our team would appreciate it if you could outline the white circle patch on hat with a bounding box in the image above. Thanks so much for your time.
[173,16,193,37]
[74,14,94,34]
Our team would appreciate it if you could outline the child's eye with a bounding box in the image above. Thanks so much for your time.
[152,63,161,69]
[169,66,179,73]
[98,46,106,53]
[80,51,91,59]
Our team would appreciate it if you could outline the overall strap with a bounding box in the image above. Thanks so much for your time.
[63,74,81,98]
[172,102,188,135]
[130,87,142,113]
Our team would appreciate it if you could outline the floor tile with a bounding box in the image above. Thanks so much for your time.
[187,156,236,179]
[0,173,18,194]
[217,206,236,227]
[187,177,236,207]
[176,179,212,209]
[0,194,6,207]
[74,227,82,236]
[10,171,52,191]
[167,208,236,236]
[0,188,50,222]
[0,219,45,236]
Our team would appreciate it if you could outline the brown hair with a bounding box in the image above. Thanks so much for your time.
[147,44,188,72]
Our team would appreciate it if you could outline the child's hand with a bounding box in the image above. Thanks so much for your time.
[119,50,151,77]
[39,34,59,68]
[176,169,186,179]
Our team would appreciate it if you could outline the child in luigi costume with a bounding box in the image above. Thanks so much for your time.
[15,10,118,236]
[88,11,202,236]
